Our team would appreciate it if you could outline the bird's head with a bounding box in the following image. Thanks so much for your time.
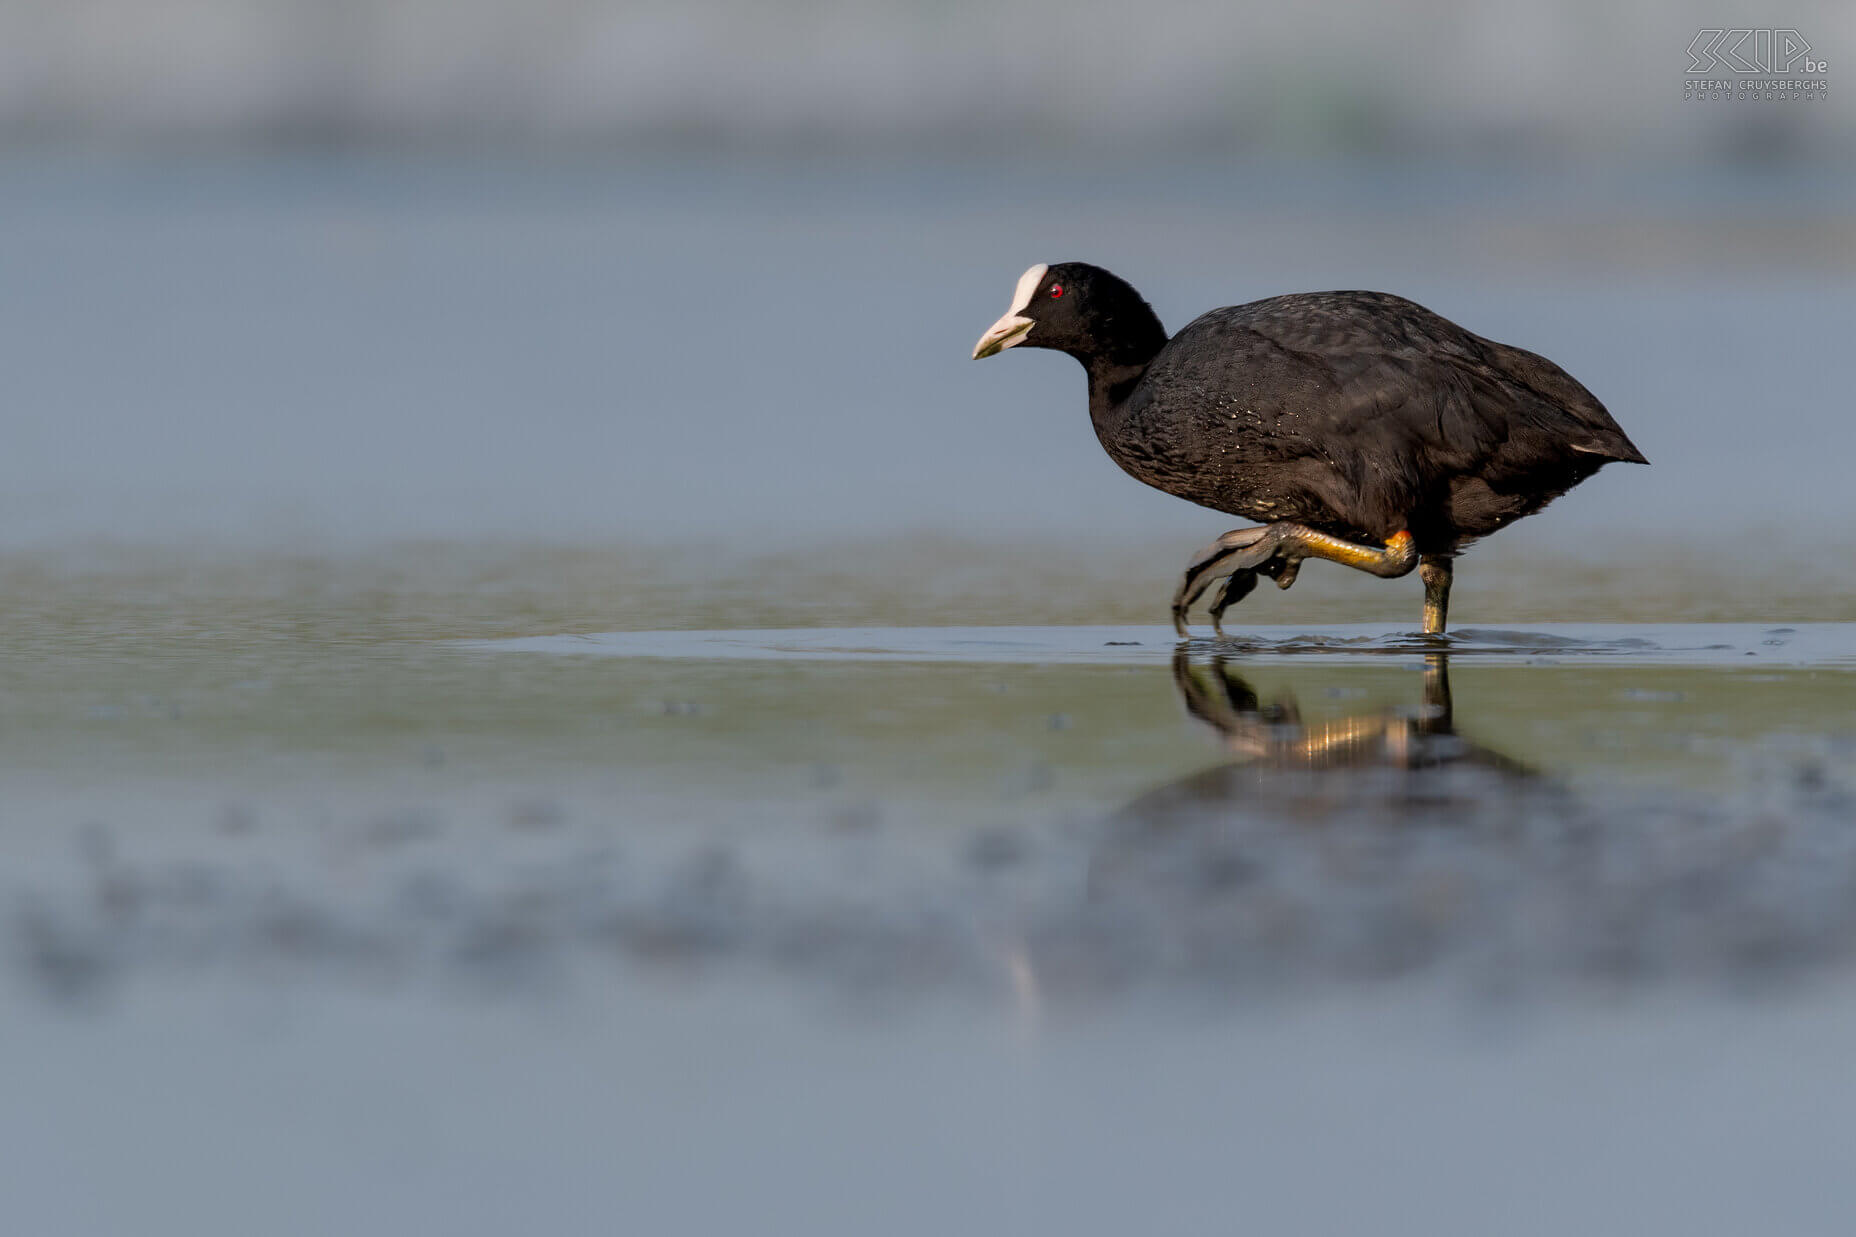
[971,262,1165,368]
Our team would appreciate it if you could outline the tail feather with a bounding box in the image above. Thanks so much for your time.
[1571,431,1649,465]
[1479,337,1648,466]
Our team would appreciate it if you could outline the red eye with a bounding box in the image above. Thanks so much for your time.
[1049,284,1064,298]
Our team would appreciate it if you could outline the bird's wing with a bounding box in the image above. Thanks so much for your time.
[1178,292,1642,471]
[1153,295,1498,468]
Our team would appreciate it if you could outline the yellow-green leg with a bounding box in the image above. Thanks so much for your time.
[1420,556,1453,636]
[1173,525,1420,636]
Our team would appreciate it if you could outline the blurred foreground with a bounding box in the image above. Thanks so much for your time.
[2,547,1855,1233]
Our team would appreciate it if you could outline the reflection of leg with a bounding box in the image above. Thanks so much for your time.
[1170,652,1278,758]
[1419,653,1453,733]
[1174,525,1420,637]
[1170,651,1260,729]
[1420,556,1454,636]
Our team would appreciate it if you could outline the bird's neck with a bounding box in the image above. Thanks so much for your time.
[1085,356,1151,430]
[1074,306,1167,422]
[1081,327,1165,441]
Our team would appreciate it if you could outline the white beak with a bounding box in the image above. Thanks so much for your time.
[972,314,1033,359]
[971,262,1049,360]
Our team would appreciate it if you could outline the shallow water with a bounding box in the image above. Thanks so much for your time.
[472,621,1856,666]
[6,542,1854,1003]
[5,543,1856,1233]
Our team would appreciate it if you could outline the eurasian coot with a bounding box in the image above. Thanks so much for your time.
[972,263,1647,636]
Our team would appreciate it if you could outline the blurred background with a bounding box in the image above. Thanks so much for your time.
[0,0,1846,154]
[0,0,1849,567]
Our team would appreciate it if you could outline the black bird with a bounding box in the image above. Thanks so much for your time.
[972,263,1647,635]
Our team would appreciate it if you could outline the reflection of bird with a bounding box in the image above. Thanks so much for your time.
[972,264,1647,636]
[1077,655,1584,995]
[1083,650,1551,921]
[1111,653,1535,834]
[1177,651,1525,774]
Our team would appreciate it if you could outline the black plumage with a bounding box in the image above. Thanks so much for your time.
[972,262,1647,634]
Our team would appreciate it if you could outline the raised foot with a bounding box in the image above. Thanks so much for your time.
[1171,525,1419,637]
[1171,527,1272,637]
